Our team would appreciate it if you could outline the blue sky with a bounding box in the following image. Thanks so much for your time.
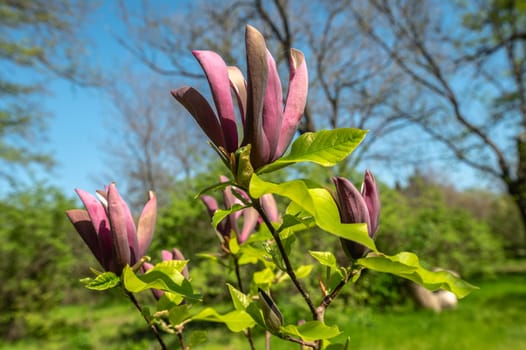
[29,2,495,197]
[41,2,135,194]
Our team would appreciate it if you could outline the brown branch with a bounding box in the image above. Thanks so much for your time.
[251,199,317,319]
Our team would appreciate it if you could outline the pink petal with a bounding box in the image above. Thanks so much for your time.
[238,207,259,243]
[276,49,308,157]
[161,249,172,261]
[222,185,240,236]
[107,183,132,270]
[137,191,157,258]
[260,193,280,223]
[262,50,284,162]
[193,50,239,152]
[172,248,189,279]
[172,87,227,150]
[200,195,219,217]
[228,66,247,128]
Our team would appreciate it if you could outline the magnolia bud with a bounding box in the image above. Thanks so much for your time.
[258,288,283,333]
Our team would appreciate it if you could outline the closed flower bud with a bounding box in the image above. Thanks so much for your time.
[332,170,381,260]
[258,288,283,333]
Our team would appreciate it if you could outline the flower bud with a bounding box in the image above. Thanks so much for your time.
[258,288,283,333]
[332,170,381,260]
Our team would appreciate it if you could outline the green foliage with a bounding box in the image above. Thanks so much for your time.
[0,184,81,340]
[122,263,199,301]
[380,174,505,277]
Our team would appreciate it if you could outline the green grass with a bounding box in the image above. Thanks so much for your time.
[1,274,525,350]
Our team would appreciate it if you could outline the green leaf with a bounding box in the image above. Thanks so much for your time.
[122,265,200,300]
[191,308,255,332]
[250,175,376,251]
[80,271,120,291]
[229,235,240,254]
[282,321,341,341]
[357,252,478,298]
[310,251,343,278]
[227,283,251,310]
[253,268,275,287]
[295,264,314,279]
[212,204,244,229]
[309,251,337,269]
[258,128,367,174]
[168,304,192,326]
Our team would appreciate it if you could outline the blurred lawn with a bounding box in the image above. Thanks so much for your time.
[1,274,525,350]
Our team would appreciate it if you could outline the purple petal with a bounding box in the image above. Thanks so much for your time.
[228,66,247,128]
[243,25,270,169]
[172,87,227,150]
[137,191,157,258]
[107,183,132,270]
[222,185,240,236]
[262,50,284,162]
[238,207,259,243]
[332,177,371,229]
[276,49,308,157]
[193,50,239,152]
[66,209,106,269]
[260,194,280,223]
[200,195,219,217]
[172,248,189,279]
[361,170,380,236]
[75,188,112,268]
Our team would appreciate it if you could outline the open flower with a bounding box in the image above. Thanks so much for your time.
[172,25,308,170]
[66,183,157,274]
[332,170,380,259]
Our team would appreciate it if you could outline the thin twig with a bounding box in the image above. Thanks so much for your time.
[233,256,256,350]
[126,291,168,350]
[176,328,186,350]
[252,199,318,319]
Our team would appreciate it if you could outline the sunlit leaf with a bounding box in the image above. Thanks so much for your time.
[258,129,367,174]
[122,265,200,300]
[310,251,343,277]
[227,283,251,310]
[191,308,255,332]
[357,252,478,298]
[212,204,244,229]
[80,271,120,291]
[281,321,340,341]
[250,175,375,251]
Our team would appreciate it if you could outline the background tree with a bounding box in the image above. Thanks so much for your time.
[103,72,207,207]
[0,0,98,185]
[350,0,526,243]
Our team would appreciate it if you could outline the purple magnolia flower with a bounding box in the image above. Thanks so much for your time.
[332,170,380,259]
[201,176,279,245]
[143,248,188,300]
[172,25,308,170]
[66,183,157,274]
